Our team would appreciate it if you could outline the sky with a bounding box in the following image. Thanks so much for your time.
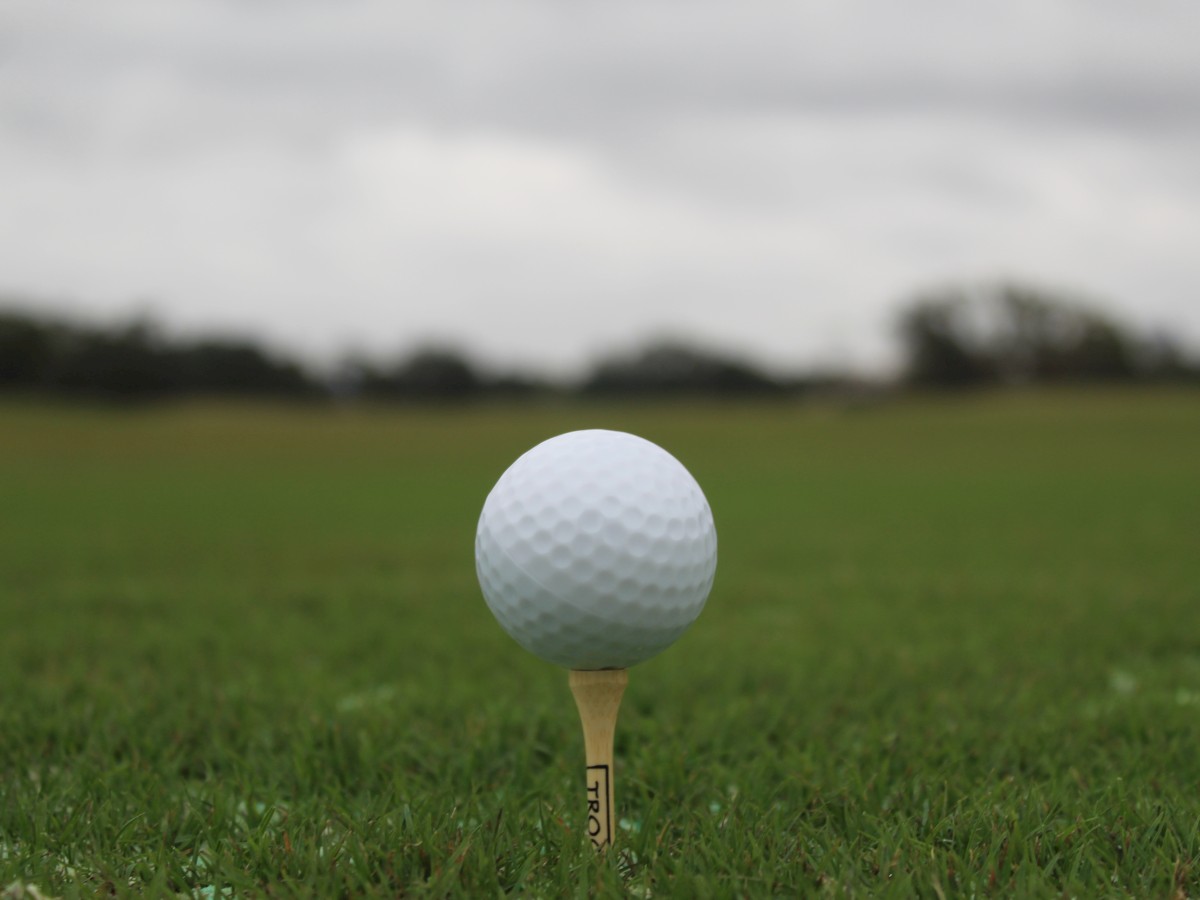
[1,1,1198,376]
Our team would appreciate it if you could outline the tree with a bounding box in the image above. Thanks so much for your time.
[0,311,57,386]
[582,340,786,397]
[173,339,318,396]
[898,282,1147,388]
[0,306,322,400]
[45,320,176,398]
[350,346,483,401]
[896,297,994,388]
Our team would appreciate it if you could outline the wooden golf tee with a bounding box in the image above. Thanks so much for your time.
[569,668,628,850]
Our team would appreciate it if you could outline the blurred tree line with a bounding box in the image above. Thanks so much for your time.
[0,304,837,402]
[0,311,318,400]
[898,282,1197,388]
[1,283,1195,402]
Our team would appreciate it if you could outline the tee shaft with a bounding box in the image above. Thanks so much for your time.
[568,668,628,850]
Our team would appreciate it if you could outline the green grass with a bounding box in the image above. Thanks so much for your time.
[1,390,1199,897]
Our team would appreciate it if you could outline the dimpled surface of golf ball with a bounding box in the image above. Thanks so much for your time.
[476,429,717,670]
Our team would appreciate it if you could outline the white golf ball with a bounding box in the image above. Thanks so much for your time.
[475,429,717,670]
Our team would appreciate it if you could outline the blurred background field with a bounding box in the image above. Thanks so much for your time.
[2,390,1198,896]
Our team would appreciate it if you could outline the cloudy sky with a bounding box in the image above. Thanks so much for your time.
[1,1,1197,374]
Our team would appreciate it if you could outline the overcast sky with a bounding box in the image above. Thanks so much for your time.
[1,1,1198,375]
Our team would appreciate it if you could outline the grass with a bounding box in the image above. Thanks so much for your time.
[1,389,1199,897]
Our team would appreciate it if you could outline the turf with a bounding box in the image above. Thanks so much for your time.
[1,390,1198,898]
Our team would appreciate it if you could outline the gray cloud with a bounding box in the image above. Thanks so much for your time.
[11,1,1198,129]
[1,0,1198,373]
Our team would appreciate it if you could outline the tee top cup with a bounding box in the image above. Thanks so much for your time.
[476,429,717,848]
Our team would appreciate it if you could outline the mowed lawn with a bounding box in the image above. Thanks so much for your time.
[1,390,1198,897]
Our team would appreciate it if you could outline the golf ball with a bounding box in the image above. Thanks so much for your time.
[475,429,717,670]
